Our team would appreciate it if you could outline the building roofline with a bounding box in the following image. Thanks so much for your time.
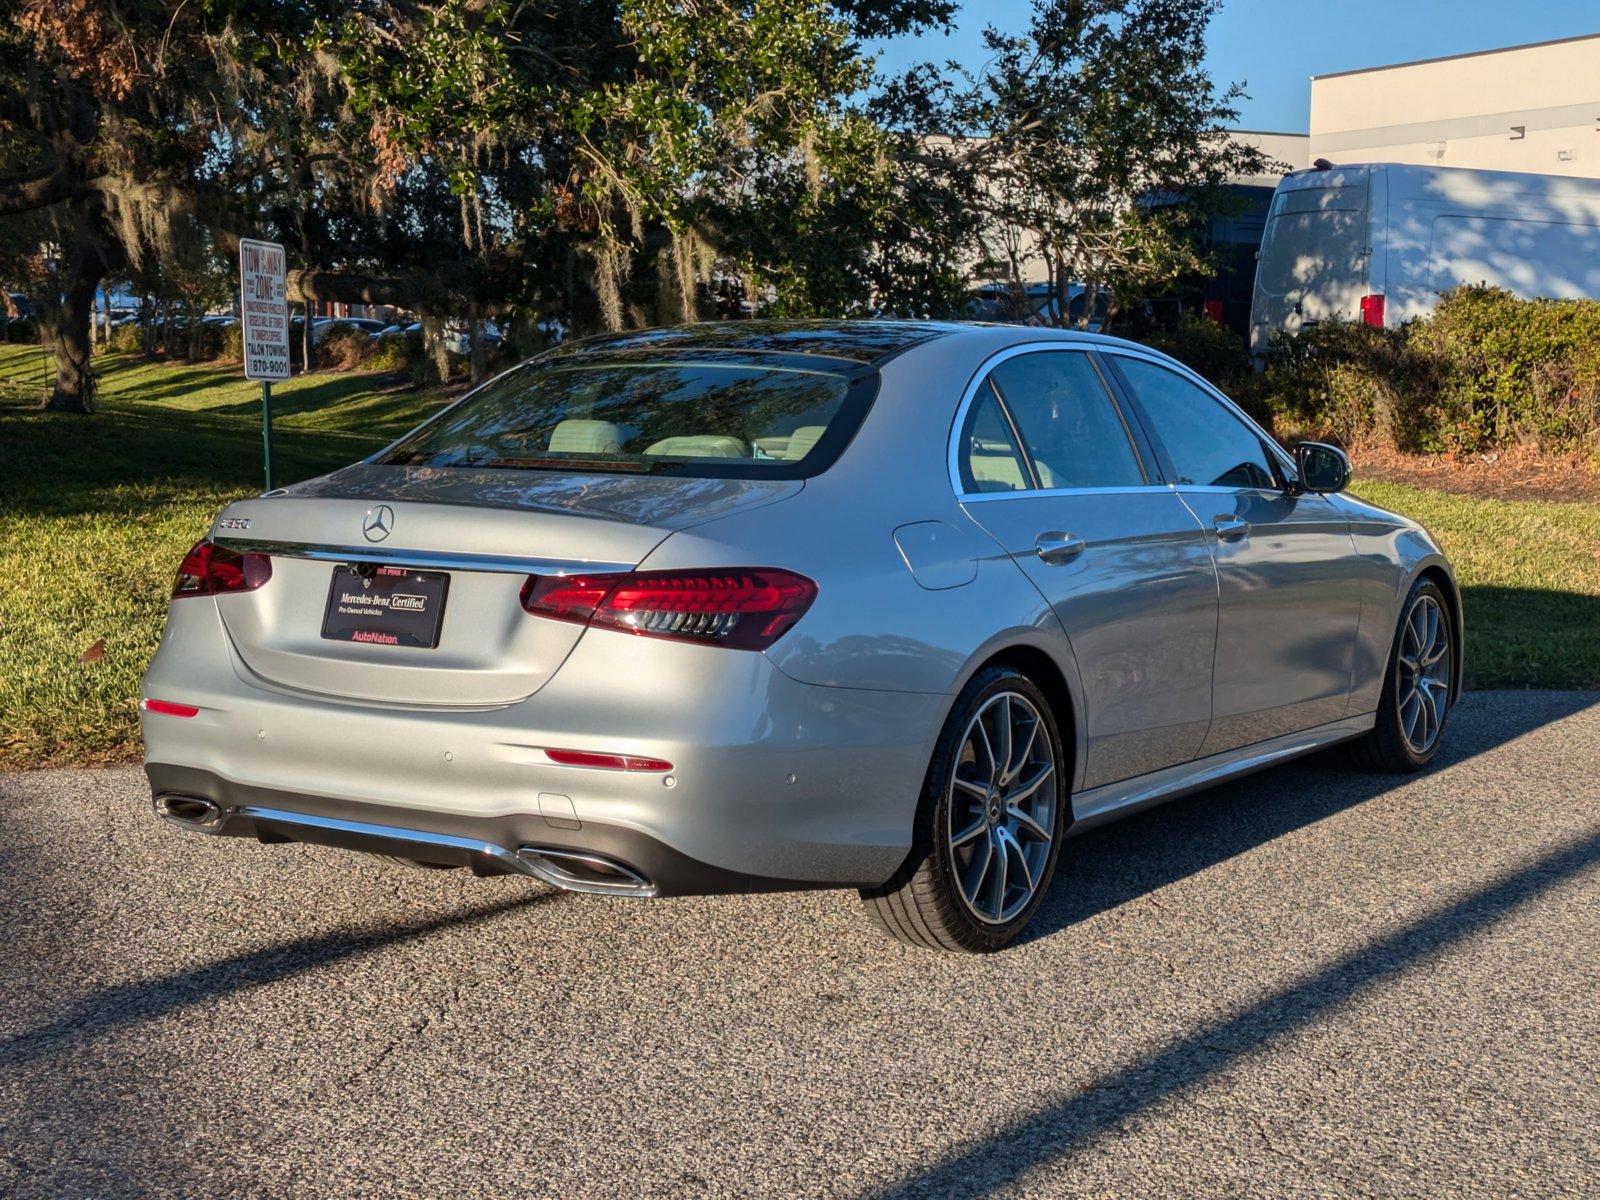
[1229,129,1310,139]
[1312,31,1600,81]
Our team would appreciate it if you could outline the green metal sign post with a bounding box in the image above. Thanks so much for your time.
[261,379,275,491]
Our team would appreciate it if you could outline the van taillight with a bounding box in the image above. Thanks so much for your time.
[172,538,273,598]
[521,568,817,651]
[1360,294,1386,328]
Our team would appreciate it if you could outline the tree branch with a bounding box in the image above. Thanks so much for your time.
[0,161,92,216]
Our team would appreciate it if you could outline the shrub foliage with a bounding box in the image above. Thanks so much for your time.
[1227,286,1600,458]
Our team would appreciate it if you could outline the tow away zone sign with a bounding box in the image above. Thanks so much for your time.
[239,237,289,381]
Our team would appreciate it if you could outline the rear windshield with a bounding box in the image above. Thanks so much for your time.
[378,354,875,478]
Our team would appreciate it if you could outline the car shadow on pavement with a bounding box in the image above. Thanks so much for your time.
[1023,690,1598,944]
[0,891,553,1070]
[866,693,1600,1199]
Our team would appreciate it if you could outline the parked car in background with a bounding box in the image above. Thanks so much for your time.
[376,321,423,340]
[142,320,1460,953]
[442,319,503,355]
[312,317,391,343]
[1250,162,1600,353]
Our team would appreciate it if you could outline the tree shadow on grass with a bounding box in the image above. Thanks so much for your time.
[1459,584,1600,689]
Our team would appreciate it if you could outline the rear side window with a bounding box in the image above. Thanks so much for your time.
[987,352,1144,489]
[957,387,1033,493]
[1111,358,1279,489]
[379,355,873,479]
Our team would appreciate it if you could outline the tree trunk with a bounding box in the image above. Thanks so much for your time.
[41,272,98,412]
[469,318,486,386]
[421,314,449,384]
[39,232,106,413]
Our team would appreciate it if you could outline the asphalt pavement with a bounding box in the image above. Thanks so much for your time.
[1,691,1596,1198]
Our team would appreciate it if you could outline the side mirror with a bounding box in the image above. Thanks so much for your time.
[1294,442,1352,494]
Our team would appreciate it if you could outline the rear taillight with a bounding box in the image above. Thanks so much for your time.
[521,568,817,651]
[140,698,200,718]
[545,748,674,772]
[172,538,272,598]
[1360,293,1386,328]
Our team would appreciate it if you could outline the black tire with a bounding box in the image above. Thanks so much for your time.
[860,665,1067,953]
[1353,577,1455,773]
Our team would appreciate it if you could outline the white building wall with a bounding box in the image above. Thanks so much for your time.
[1310,34,1600,177]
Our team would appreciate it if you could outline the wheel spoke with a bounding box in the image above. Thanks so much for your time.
[993,696,1013,787]
[1008,717,1039,785]
[962,832,993,907]
[1007,761,1054,803]
[999,827,1034,896]
[952,774,988,799]
[988,833,1008,917]
[1401,689,1422,742]
[951,815,987,847]
[1006,803,1050,842]
[972,719,998,786]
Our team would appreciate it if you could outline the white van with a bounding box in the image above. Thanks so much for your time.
[1249,163,1600,353]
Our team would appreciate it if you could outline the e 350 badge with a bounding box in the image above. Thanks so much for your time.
[217,517,251,530]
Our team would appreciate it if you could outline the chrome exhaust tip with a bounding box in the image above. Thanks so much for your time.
[516,846,657,898]
[153,794,225,831]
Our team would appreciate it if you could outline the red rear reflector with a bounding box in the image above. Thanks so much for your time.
[1360,294,1385,328]
[172,538,272,598]
[521,568,817,651]
[546,748,674,772]
[141,698,199,718]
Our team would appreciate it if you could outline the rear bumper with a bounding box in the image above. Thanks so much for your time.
[147,764,824,896]
[140,599,948,891]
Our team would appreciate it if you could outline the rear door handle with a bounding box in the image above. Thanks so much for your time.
[1035,531,1086,564]
[1213,514,1250,541]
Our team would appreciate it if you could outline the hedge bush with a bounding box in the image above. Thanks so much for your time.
[1250,286,1600,458]
[314,321,375,371]
[1405,286,1600,454]
[107,323,144,353]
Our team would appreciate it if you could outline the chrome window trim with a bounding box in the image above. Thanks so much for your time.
[946,341,1161,503]
[960,484,1174,504]
[213,537,633,577]
[1094,344,1299,480]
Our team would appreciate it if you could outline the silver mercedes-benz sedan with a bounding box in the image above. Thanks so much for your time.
[142,321,1460,952]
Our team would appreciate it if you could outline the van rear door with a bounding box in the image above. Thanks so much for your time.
[1250,167,1371,354]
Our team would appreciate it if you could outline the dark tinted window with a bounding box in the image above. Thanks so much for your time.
[1114,358,1278,489]
[957,387,1033,493]
[380,357,868,478]
[987,352,1143,489]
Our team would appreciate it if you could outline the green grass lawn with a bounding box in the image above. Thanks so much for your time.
[1348,480,1600,690]
[0,344,452,766]
[1,343,1596,768]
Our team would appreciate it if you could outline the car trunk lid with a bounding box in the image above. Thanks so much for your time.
[207,466,799,706]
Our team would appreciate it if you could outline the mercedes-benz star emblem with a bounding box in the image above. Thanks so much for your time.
[363,504,395,543]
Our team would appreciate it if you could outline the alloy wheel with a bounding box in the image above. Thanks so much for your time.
[1397,593,1451,754]
[946,691,1058,924]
